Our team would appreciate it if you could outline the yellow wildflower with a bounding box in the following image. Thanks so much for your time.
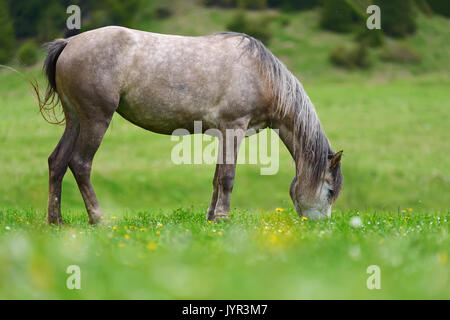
[401,209,406,214]
[146,242,157,251]
[275,208,284,212]
[438,252,448,265]
[139,227,147,231]
[156,231,160,236]
[302,216,308,221]
[124,234,130,239]
[112,216,117,220]
[408,208,413,212]
[113,226,117,231]
[218,231,223,236]
[269,235,277,244]
[157,223,163,228]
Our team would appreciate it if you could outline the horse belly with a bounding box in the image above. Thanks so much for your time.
[116,88,221,135]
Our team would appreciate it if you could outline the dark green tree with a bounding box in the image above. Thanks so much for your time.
[0,0,15,63]
[17,40,39,66]
[38,1,66,41]
[85,0,140,30]
[226,10,272,44]
[204,0,267,9]
[375,0,417,37]
[268,0,320,11]
[7,0,42,39]
[426,0,450,17]
[320,0,362,33]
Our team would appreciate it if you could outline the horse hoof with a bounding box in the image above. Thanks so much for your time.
[213,214,230,223]
[47,215,64,225]
[88,215,105,225]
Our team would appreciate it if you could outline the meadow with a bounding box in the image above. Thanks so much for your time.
[0,208,448,299]
[0,4,449,299]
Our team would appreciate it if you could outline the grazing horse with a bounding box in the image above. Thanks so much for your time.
[36,26,343,224]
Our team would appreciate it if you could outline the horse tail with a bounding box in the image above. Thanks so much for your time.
[29,39,69,125]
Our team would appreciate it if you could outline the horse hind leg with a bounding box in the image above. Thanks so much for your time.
[68,106,116,224]
[47,108,79,224]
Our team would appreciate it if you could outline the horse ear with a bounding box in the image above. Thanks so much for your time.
[329,150,343,169]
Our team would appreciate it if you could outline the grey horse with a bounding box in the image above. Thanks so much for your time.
[34,26,343,224]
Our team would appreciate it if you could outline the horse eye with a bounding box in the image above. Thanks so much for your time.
[328,189,335,199]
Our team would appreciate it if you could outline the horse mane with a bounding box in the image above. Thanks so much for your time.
[217,32,333,196]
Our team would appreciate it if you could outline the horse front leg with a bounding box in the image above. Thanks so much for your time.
[206,164,219,221]
[213,163,237,221]
[211,122,247,221]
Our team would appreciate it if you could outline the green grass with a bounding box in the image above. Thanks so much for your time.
[0,3,449,299]
[0,208,448,299]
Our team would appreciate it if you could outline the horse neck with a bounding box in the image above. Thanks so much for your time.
[273,110,330,182]
[273,116,299,168]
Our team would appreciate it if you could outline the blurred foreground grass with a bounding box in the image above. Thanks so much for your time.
[0,208,448,299]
